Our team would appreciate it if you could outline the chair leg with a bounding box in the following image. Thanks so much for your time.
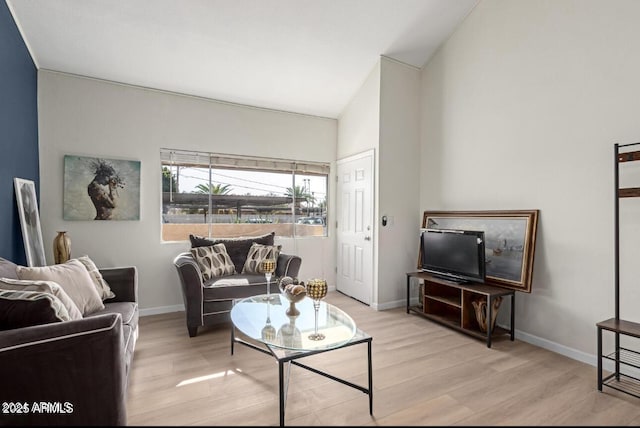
[188,326,198,337]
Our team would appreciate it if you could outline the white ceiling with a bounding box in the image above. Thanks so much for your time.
[7,0,477,118]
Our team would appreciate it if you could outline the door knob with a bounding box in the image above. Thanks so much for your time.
[364,236,371,241]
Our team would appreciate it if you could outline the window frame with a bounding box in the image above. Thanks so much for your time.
[161,148,329,241]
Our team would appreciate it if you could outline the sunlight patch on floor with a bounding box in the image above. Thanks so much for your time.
[176,369,237,387]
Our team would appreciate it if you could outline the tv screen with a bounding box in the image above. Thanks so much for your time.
[420,228,486,284]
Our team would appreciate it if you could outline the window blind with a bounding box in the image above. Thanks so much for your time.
[160,148,330,175]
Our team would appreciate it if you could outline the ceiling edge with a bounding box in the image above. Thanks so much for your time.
[380,55,421,71]
[5,0,40,69]
[40,68,338,122]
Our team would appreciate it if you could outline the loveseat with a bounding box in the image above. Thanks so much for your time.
[174,232,301,337]
[0,257,138,426]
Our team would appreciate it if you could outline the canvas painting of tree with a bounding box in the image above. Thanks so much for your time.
[63,155,141,221]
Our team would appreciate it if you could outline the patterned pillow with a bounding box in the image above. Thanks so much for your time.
[189,232,275,274]
[0,289,72,330]
[75,255,116,300]
[191,244,236,281]
[0,278,83,320]
[242,243,282,274]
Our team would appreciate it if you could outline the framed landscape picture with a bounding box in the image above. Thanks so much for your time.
[422,210,539,293]
[14,178,46,267]
[63,155,141,221]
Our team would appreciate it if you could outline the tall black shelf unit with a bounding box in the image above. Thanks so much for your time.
[597,142,640,398]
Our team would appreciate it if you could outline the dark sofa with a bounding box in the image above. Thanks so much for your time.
[174,232,301,337]
[0,258,138,426]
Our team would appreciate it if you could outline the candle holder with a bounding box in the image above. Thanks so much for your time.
[261,300,276,343]
[306,278,327,341]
[260,258,276,301]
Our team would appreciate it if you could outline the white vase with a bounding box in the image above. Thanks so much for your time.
[53,231,71,264]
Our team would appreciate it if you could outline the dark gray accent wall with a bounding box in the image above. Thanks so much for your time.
[0,2,38,265]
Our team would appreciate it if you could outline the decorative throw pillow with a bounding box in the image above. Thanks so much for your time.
[0,257,18,279]
[242,242,282,274]
[0,278,83,320]
[75,255,116,300]
[0,289,72,330]
[16,259,105,316]
[190,232,275,274]
[191,244,236,281]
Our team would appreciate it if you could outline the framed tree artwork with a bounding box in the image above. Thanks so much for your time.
[14,178,46,267]
[422,210,539,293]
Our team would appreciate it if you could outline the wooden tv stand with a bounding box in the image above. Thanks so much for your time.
[405,271,515,348]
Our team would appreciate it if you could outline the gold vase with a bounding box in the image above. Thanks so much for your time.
[53,231,71,264]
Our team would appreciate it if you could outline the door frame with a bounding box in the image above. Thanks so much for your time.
[336,148,376,306]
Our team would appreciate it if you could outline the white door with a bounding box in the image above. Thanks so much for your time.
[336,150,374,305]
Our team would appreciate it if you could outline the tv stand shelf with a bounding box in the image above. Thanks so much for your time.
[406,271,515,348]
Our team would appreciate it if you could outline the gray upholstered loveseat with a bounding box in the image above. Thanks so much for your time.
[0,257,138,426]
[173,232,301,337]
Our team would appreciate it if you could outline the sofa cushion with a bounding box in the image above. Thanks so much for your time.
[0,289,72,330]
[190,232,275,274]
[242,243,282,274]
[16,260,105,316]
[87,301,139,373]
[203,274,277,301]
[0,278,83,320]
[191,244,236,281]
[87,301,139,328]
[76,255,116,300]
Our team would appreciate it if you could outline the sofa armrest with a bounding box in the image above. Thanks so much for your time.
[101,266,138,303]
[277,253,302,279]
[0,314,127,425]
[173,253,204,329]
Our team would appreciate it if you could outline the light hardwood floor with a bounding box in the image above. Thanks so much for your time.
[127,291,640,426]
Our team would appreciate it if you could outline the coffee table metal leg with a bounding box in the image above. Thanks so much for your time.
[231,324,235,355]
[279,360,285,426]
[368,339,373,415]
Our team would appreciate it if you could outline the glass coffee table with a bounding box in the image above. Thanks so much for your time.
[230,294,373,427]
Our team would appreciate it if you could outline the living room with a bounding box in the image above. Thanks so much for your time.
[3,0,640,425]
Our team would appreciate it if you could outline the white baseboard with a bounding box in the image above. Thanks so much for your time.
[379,298,635,376]
[139,304,184,317]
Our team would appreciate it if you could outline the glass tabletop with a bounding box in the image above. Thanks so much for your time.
[231,294,357,351]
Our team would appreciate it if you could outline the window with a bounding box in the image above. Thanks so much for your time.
[161,149,329,241]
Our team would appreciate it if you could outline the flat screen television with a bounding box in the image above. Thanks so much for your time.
[420,228,486,284]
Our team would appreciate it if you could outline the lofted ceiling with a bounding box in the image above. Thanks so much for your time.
[7,0,478,118]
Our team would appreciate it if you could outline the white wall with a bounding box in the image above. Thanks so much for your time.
[337,61,380,305]
[378,57,421,308]
[337,58,421,309]
[420,0,640,358]
[37,70,337,313]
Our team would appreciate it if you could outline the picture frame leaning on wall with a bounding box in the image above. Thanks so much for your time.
[14,177,46,267]
[422,210,539,293]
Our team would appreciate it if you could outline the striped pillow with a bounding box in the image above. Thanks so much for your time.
[191,244,236,281]
[0,278,82,320]
[0,289,72,330]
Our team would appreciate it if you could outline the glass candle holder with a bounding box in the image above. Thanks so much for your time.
[260,258,276,301]
[306,278,328,341]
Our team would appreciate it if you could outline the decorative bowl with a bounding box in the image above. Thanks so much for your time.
[278,276,306,315]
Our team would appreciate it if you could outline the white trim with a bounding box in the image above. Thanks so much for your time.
[0,316,119,353]
[380,55,420,71]
[41,69,336,121]
[5,1,40,69]
[139,304,184,317]
[336,148,375,165]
